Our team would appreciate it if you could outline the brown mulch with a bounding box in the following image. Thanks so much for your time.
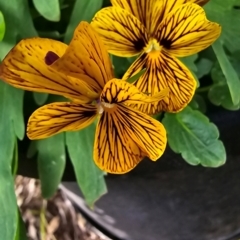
[15,176,110,240]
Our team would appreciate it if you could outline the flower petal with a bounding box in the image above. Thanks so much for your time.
[100,78,169,105]
[0,38,97,102]
[156,3,221,57]
[94,104,166,174]
[91,7,148,57]
[51,22,114,93]
[150,0,211,34]
[27,102,97,140]
[123,52,197,114]
[110,0,155,31]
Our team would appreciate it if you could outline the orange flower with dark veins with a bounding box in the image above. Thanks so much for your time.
[0,22,169,174]
[91,0,221,114]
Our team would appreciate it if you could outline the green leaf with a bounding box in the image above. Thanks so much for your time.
[0,0,37,57]
[179,54,199,86]
[127,68,146,83]
[28,134,66,199]
[66,124,107,206]
[204,0,240,53]
[180,54,198,73]
[208,51,240,110]
[196,58,213,79]
[33,0,61,22]
[0,11,5,41]
[0,2,36,239]
[212,41,240,106]
[189,94,207,113]
[33,92,49,106]
[112,55,137,78]
[64,0,103,43]
[0,82,21,240]
[162,107,226,167]
[14,209,27,240]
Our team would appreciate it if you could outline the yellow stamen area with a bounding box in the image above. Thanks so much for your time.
[144,39,162,53]
[97,102,116,114]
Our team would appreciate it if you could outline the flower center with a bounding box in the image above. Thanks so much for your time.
[144,39,162,53]
[96,99,115,114]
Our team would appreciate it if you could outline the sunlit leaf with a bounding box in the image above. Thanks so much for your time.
[64,0,103,43]
[212,41,240,105]
[27,134,66,199]
[0,11,5,41]
[66,124,107,206]
[162,107,226,167]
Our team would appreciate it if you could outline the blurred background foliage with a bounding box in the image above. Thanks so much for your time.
[0,0,239,239]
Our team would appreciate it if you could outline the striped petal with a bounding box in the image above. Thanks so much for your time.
[156,3,221,57]
[150,0,209,34]
[100,78,169,105]
[123,52,197,114]
[91,7,148,57]
[0,38,97,102]
[27,102,97,140]
[110,0,209,38]
[51,22,114,93]
[110,0,155,31]
[94,104,166,174]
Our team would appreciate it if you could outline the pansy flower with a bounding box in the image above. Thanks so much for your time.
[91,0,221,114]
[0,22,169,174]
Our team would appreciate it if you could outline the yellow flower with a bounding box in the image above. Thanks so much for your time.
[91,0,221,115]
[0,22,168,174]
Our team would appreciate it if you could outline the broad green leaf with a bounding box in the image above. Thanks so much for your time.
[0,82,25,143]
[204,0,240,53]
[0,11,5,41]
[14,209,27,240]
[162,107,226,167]
[196,58,213,79]
[0,2,36,239]
[28,134,66,199]
[208,51,240,110]
[0,0,37,57]
[33,0,61,22]
[212,41,240,105]
[64,0,103,43]
[33,92,49,106]
[66,124,107,206]
[0,82,22,240]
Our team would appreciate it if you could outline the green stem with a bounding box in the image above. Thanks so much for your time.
[40,200,47,240]
[196,85,213,93]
